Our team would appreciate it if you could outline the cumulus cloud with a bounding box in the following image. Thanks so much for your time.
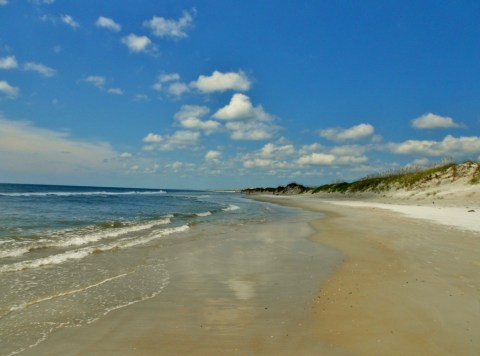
[225,121,274,141]
[213,93,272,121]
[240,142,295,170]
[152,73,186,94]
[120,152,132,158]
[0,56,18,69]
[174,105,219,134]
[0,80,19,98]
[191,71,251,93]
[168,82,189,96]
[24,62,56,77]
[296,152,368,166]
[152,73,180,90]
[410,113,464,129]
[319,123,375,142]
[142,130,200,151]
[205,150,221,161]
[143,10,194,39]
[259,143,295,158]
[175,105,210,120]
[121,34,155,53]
[96,16,121,32]
[389,135,480,157]
[0,117,118,175]
[0,0,8,6]
[179,117,220,133]
[213,93,277,140]
[297,153,336,165]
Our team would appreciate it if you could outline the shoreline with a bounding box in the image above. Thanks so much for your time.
[16,193,480,355]
[252,195,480,355]
[20,203,344,355]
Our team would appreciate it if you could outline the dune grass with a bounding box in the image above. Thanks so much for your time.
[310,162,478,194]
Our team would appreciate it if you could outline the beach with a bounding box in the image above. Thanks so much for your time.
[17,197,343,355]
[10,190,480,355]
[255,195,480,355]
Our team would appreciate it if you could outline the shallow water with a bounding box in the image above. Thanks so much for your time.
[0,184,324,355]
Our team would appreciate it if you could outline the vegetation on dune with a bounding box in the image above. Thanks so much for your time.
[312,161,479,194]
[242,161,480,196]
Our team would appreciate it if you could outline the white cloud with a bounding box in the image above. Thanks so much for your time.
[121,34,155,53]
[107,88,124,95]
[0,80,19,98]
[389,135,480,157]
[297,153,336,165]
[0,0,8,6]
[60,14,79,29]
[160,73,181,82]
[0,56,18,69]
[168,82,189,96]
[178,117,220,133]
[152,73,181,91]
[24,62,56,77]
[142,130,200,151]
[96,16,121,32]
[191,70,251,93]
[411,113,463,129]
[241,143,295,170]
[259,143,295,158]
[225,121,274,141]
[143,10,194,39]
[120,152,132,158]
[205,150,221,161]
[319,123,375,142]
[153,75,190,95]
[213,93,272,121]
[174,105,219,134]
[296,143,369,166]
[175,105,210,120]
[0,117,118,175]
[84,75,106,88]
[213,93,277,140]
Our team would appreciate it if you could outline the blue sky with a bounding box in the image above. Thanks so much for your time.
[1,1,479,189]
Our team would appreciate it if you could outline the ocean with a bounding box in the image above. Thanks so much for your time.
[0,183,315,355]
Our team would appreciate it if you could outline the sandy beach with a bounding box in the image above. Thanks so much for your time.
[18,193,480,355]
[255,194,480,355]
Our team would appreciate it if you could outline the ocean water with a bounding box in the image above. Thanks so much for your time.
[0,183,311,355]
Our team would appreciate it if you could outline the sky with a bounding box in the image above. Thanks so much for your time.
[1,0,480,189]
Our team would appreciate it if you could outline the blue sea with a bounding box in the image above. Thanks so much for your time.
[0,183,312,355]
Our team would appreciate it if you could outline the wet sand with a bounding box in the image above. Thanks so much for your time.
[21,209,344,355]
[20,195,480,355]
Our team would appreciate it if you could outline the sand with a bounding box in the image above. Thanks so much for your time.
[255,194,480,355]
[19,193,480,355]
[20,210,344,355]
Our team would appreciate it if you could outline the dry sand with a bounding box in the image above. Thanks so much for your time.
[19,191,480,355]
[256,194,480,355]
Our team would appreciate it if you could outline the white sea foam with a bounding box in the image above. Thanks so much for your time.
[196,211,212,217]
[0,218,172,259]
[0,247,30,258]
[223,204,240,212]
[8,272,130,313]
[0,190,166,197]
[0,225,189,273]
